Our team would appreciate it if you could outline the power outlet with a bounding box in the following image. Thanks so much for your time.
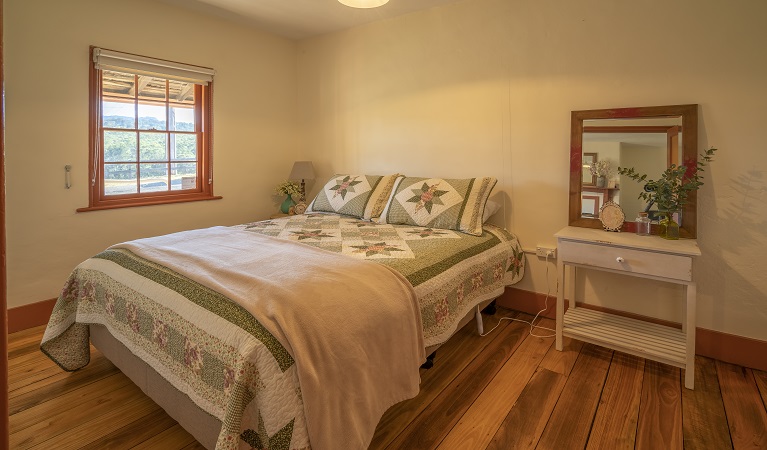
[535,246,557,258]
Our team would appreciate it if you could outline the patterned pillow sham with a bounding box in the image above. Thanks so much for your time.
[378,176,497,236]
[307,174,400,220]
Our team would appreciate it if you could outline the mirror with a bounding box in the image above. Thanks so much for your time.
[569,105,699,238]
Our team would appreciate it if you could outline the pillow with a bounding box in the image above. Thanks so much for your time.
[483,199,501,223]
[379,176,497,236]
[307,174,400,220]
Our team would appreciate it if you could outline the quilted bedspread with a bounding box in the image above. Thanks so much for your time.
[234,213,525,347]
[41,213,525,450]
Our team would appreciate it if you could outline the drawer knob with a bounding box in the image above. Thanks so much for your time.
[616,257,625,263]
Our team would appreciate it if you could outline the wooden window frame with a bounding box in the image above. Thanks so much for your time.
[78,48,220,212]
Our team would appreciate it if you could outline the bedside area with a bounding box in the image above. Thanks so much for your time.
[554,226,701,389]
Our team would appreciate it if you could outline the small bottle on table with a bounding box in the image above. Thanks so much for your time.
[635,211,651,236]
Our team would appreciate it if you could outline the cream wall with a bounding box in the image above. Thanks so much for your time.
[5,0,299,307]
[619,142,667,218]
[582,141,620,186]
[297,0,767,340]
[6,0,767,343]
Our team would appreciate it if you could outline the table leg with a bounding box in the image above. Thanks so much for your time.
[556,257,565,351]
[684,282,696,389]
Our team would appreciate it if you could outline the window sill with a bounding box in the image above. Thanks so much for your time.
[76,194,222,212]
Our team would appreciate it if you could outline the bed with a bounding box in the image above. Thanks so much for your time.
[41,175,525,450]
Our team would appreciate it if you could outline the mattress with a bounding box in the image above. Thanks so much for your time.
[42,213,525,450]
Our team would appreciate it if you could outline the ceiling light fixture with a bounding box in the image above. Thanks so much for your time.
[338,0,390,8]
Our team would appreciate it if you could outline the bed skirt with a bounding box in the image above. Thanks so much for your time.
[89,296,496,448]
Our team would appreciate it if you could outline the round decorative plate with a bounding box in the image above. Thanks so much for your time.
[293,202,307,215]
[599,201,625,232]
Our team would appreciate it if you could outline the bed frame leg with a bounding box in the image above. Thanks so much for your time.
[421,351,436,369]
[475,306,484,335]
[481,299,497,316]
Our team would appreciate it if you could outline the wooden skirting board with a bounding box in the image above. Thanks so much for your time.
[9,290,767,372]
[498,287,767,372]
[7,298,56,334]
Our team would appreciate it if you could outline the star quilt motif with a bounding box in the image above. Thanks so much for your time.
[407,182,449,214]
[351,220,377,228]
[350,242,405,257]
[290,230,335,241]
[245,221,276,229]
[330,176,363,200]
[406,228,449,238]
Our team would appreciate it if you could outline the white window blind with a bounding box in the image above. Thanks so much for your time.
[93,48,215,85]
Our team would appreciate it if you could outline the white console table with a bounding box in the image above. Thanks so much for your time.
[554,226,701,389]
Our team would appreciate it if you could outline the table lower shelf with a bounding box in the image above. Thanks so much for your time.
[563,308,687,368]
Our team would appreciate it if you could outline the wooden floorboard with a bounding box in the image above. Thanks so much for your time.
[7,325,46,353]
[535,343,613,449]
[753,370,767,411]
[44,396,161,450]
[385,318,530,449]
[369,313,514,449]
[538,335,583,376]
[130,424,198,450]
[586,352,645,450]
[437,318,555,450]
[10,380,146,448]
[79,406,179,450]
[180,440,210,450]
[8,353,62,392]
[682,356,733,450]
[8,307,760,450]
[486,367,566,450]
[9,351,118,415]
[10,373,133,433]
[717,360,767,450]
[636,360,683,450]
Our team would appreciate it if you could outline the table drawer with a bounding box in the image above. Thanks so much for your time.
[558,239,692,281]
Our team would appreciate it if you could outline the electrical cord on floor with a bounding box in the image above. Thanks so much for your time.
[481,253,557,339]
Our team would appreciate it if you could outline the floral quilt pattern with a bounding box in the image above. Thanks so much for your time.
[40,213,524,450]
[237,213,525,346]
[41,250,308,450]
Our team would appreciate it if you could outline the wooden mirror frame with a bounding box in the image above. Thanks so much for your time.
[569,104,699,238]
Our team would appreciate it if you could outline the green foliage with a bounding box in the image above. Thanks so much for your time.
[103,116,135,129]
[104,115,194,132]
[103,115,196,179]
[275,181,301,196]
[617,147,718,213]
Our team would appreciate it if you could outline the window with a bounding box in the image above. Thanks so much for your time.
[79,47,219,211]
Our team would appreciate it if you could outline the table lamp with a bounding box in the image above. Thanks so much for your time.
[288,161,315,202]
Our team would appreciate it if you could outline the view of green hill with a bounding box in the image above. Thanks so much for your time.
[103,115,197,180]
[104,115,194,131]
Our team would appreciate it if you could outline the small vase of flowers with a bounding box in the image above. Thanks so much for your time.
[590,160,612,188]
[275,181,301,214]
[617,147,717,239]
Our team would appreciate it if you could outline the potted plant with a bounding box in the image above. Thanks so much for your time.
[617,147,717,239]
[275,181,302,214]
[590,160,612,188]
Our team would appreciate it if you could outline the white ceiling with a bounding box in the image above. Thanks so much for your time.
[156,0,467,40]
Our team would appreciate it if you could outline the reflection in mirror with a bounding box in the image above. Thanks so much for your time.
[580,117,683,224]
[569,105,698,238]
[582,153,597,186]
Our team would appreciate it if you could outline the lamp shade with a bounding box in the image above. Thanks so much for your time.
[338,0,389,8]
[289,161,315,181]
